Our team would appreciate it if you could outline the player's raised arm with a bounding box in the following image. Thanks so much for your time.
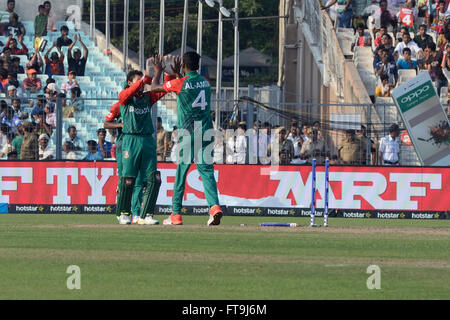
[118,74,145,105]
[150,54,166,93]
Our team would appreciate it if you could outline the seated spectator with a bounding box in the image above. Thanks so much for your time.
[300,127,329,164]
[337,129,367,165]
[35,110,52,136]
[96,128,112,159]
[44,1,57,32]
[372,0,397,34]
[44,42,65,76]
[64,125,85,152]
[0,69,8,92]
[10,56,24,74]
[373,34,395,69]
[6,84,19,99]
[376,49,399,87]
[432,0,448,34]
[56,26,73,48]
[1,106,20,134]
[84,140,104,161]
[396,47,419,69]
[374,25,390,47]
[5,35,28,55]
[352,23,372,52]
[267,126,294,165]
[0,0,18,23]
[44,102,56,129]
[441,43,450,84]
[394,31,424,60]
[5,12,25,37]
[26,49,44,74]
[0,132,13,159]
[61,70,79,94]
[11,98,27,120]
[287,122,304,164]
[414,23,436,50]
[23,69,42,93]
[11,125,23,158]
[425,42,448,94]
[34,4,48,38]
[67,34,89,76]
[20,121,39,160]
[0,123,7,150]
[321,0,353,29]
[31,95,46,122]
[375,74,393,97]
[62,141,77,160]
[0,46,11,64]
[38,133,54,160]
[396,0,418,32]
[43,77,55,95]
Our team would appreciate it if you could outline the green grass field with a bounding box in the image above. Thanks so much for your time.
[0,214,449,300]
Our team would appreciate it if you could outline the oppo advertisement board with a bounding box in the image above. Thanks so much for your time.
[0,161,448,219]
[391,72,450,166]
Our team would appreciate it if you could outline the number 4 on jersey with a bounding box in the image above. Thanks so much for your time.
[192,90,208,110]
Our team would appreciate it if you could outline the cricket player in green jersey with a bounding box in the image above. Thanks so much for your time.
[104,102,145,223]
[114,69,174,225]
[150,52,223,226]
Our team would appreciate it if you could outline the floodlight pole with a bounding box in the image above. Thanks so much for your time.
[181,0,189,57]
[139,0,145,70]
[105,0,110,54]
[233,0,239,107]
[215,0,223,129]
[197,0,203,73]
[123,0,129,72]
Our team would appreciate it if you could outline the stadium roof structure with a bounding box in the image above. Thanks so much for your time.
[222,47,273,68]
[169,46,217,66]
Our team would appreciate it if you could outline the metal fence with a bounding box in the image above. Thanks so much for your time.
[2,92,449,165]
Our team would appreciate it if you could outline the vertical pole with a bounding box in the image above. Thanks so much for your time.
[105,0,110,54]
[233,0,239,104]
[139,0,145,70]
[155,0,165,139]
[310,158,317,227]
[181,0,189,57]
[247,84,255,163]
[159,0,165,55]
[56,98,63,160]
[90,0,94,40]
[324,158,329,227]
[215,0,223,129]
[366,104,372,165]
[123,0,129,72]
[197,0,203,73]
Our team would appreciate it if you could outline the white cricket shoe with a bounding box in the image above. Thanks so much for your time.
[138,215,159,225]
[118,213,131,225]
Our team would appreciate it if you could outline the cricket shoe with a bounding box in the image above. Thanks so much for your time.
[131,215,140,224]
[138,215,159,225]
[118,213,131,225]
[163,213,183,225]
[207,205,223,226]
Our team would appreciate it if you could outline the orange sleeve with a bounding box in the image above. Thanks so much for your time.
[118,78,145,105]
[105,102,121,122]
[163,77,186,95]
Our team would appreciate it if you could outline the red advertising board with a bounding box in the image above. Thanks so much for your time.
[0,161,449,215]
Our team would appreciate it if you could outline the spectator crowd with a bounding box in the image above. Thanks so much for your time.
[322,0,450,101]
[0,0,93,160]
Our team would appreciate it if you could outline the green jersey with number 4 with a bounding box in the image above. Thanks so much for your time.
[163,71,213,134]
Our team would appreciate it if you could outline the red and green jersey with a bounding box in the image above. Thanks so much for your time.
[118,75,171,136]
[163,71,213,133]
